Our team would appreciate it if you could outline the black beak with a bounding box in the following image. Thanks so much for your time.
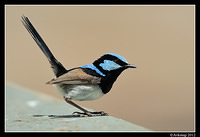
[126,64,136,68]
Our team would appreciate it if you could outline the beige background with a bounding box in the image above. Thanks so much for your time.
[5,5,195,131]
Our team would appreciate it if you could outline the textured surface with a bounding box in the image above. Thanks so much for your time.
[5,83,151,132]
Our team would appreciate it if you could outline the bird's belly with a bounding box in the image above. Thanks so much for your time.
[53,84,104,101]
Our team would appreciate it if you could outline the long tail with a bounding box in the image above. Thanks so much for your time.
[21,15,68,77]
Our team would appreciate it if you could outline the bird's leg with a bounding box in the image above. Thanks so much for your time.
[64,97,89,114]
[64,97,108,117]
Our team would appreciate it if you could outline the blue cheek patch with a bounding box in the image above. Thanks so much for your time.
[99,60,121,71]
[81,64,106,76]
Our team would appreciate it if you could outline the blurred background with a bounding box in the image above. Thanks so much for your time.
[5,5,194,131]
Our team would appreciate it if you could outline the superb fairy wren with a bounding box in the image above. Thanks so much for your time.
[21,15,136,117]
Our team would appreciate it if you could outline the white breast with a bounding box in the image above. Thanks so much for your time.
[53,84,104,101]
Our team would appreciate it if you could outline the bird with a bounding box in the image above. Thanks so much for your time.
[21,15,136,117]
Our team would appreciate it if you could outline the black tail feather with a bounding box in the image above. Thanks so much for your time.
[21,15,68,77]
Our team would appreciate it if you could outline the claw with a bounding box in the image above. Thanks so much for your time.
[72,112,89,117]
[72,111,108,117]
[90,111,108,116]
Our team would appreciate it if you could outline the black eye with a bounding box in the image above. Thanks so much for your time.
[115,59,128,66]
[113,59,119,64]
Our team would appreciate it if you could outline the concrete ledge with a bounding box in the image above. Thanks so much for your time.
[5,83,151,132]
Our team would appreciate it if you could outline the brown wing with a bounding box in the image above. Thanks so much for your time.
[46,68,101,85]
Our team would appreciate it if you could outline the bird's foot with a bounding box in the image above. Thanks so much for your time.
[72,111,108,117]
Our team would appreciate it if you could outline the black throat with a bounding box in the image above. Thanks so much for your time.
[99,68,125,94]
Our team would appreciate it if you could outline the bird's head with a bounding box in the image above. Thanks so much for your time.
[93,53,136,77]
